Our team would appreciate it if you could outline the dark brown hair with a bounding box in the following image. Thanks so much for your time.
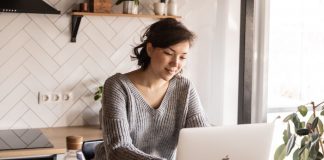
[132,18,195,70]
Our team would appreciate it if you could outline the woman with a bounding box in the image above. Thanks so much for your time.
[95,18,209,160]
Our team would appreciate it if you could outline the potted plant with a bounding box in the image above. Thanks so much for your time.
[115,0,139,14]
[274,100,324,160]
[94,85,104,128]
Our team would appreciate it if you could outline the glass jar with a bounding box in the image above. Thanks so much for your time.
[64,136,85,160]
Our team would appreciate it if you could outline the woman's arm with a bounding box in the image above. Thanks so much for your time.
[101,77,165,160]
[185,83,209,128]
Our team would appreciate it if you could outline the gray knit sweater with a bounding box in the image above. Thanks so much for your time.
[94,73,209,160]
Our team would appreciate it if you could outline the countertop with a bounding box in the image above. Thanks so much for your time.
[0,125,102,158]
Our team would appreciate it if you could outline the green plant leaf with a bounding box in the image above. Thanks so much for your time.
[283,129,289,144]
[300,121,305,129]
[306,123,312,131]
[99,86,103,92]
[288,123,291,138]
[302,135,320,160]
[287,134,296,155]
[95,86,103,94]
[284,113,296,122]
[292,115,302,130]
[298,145,307,158]
[293,148,300,160]
[320,110,324,116]
[311,117,319,130]
[311,132,319,141]
[274,144,286,160]
[298,105,308,117]
[309,140,320,160]
[300,148,309,160]
[301,136,309,148]
[317,118,323,134]
[308,115,315,123]
[94,94,101,101]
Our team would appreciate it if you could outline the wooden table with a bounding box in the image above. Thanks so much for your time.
[0,125,102,159]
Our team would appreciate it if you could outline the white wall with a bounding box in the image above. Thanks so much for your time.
[185,0,241,125]
[0,0,241,129]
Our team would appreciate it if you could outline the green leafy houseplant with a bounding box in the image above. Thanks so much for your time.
[94,85,104,128]
[274,101,324,160]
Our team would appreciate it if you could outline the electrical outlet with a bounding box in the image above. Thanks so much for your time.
[38,92,74,104]
[62,92,74,101]
[38,92,51,104]
[51,93,62,102]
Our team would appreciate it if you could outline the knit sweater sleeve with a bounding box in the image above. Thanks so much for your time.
[100,76,165,160]
[185,82,209,128]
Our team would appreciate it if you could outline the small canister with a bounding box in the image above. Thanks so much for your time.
[80,3,88,12]
[167,0,177,16]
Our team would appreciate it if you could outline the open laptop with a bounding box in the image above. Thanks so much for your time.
[176,123,275,160]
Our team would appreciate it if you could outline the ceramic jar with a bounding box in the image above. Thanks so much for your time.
[167,0,177,16]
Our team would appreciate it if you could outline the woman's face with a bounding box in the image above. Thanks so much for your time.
[147,41,190,81]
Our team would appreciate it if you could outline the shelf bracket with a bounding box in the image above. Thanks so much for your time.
[71,15,83,42]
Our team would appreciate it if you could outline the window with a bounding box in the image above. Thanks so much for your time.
[267,0,324,121]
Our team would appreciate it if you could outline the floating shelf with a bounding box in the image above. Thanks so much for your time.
[71,12,181,42]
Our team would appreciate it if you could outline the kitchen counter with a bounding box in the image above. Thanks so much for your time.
[0,125,102,159]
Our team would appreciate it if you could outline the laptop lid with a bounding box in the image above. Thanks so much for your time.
[176,123,275,160]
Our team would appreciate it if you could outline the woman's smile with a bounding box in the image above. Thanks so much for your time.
[165,68,177,74]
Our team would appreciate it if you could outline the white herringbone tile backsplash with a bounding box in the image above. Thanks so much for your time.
[0,0,162,129]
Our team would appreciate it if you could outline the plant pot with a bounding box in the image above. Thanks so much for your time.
[123,1,138,14]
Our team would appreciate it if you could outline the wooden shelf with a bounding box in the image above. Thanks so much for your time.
[71,12,181,42]
[72,12,182,19]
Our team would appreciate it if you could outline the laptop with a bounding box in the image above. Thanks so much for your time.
[176,123,275,160]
